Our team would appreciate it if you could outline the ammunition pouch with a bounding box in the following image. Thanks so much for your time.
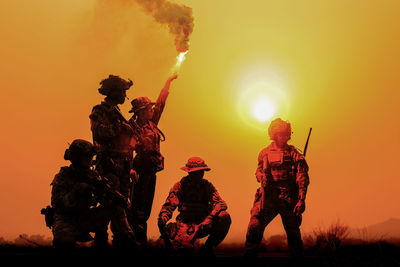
[40,205,54,229]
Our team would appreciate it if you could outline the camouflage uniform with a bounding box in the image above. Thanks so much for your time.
[246,119,310,257]
[127,77,175,245]
[89,75,137,247]
[158,157,231,253]
[50,140,110,248]
[51,166,110,248]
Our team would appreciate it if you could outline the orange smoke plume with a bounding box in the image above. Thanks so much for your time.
[135,0,194,52]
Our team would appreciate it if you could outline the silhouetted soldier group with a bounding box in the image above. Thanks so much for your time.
[42,74,310,258]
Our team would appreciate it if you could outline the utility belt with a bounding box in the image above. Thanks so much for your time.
[133,150,164,173]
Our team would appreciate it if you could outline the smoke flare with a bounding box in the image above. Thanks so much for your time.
[171,51,188,74]
[135,0,194,52]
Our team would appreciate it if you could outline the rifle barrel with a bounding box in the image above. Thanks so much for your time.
[303,128,312,157]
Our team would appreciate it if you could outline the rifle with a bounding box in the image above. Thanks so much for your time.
[112,106,141,139]
[260,158,269,211]
[303,128,312,157]
[84,171,130,209]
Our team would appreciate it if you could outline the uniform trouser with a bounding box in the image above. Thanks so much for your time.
[97,155,136,246]
[52,206,109,248]
[169,211,232,249]
[128,171,157,244]
[246,189,303,256]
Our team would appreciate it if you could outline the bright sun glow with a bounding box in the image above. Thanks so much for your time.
[235,65,290,130]
[252,99,276,122]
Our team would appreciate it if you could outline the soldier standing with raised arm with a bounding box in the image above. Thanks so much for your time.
[127,74,178,246]
[245,118,310,258]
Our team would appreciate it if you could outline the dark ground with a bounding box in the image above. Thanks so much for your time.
[1,242,399,266]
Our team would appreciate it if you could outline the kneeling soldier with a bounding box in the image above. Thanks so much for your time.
[49,139,130,250]
[158,157,231,256]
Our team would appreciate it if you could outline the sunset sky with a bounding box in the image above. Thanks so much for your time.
[0,0,399,243]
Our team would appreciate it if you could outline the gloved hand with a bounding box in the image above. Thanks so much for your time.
[198,216,213,235]
[293,200,305,216]
[168,74,178,83]
[130,169,139,184]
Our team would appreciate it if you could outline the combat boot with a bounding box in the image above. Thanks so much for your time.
[198,244,215,258]
[94,231,110,251]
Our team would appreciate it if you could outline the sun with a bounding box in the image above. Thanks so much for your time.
[252,99,276,122]
[234,64,290,130]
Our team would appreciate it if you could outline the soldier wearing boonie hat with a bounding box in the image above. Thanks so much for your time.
[126,74,178,246]
[128,97,155,114]
[180,157,211,172]
[157,157,231,256]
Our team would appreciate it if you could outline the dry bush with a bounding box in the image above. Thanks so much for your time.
[351,227,387,244]
[312,219,350,252]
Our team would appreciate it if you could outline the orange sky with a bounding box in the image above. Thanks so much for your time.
[0,0,399,243]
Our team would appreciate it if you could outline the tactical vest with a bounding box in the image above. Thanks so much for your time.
[266,148,297,183]
[177,177,213,223]
[51,166,97,214]
[132,120,165,172]
[263,146,299,202]
[90,102,134,153]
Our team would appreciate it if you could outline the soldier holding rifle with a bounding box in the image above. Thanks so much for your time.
[245,118,310,257]
[89,75,138,248]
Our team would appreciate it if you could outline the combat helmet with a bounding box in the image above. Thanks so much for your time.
[268,118,292,141]
[98,75,133,96]
[64,139,97,162]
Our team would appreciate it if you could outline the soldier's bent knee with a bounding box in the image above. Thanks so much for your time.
[217,211,231,226]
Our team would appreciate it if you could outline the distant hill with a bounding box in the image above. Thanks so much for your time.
[350,218,400,240]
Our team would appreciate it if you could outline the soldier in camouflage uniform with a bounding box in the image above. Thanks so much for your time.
[245,118,310,257]
[89,74,137,248]
[127,74,178,246]
[158,157,231,256]
[51,139,111,249]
